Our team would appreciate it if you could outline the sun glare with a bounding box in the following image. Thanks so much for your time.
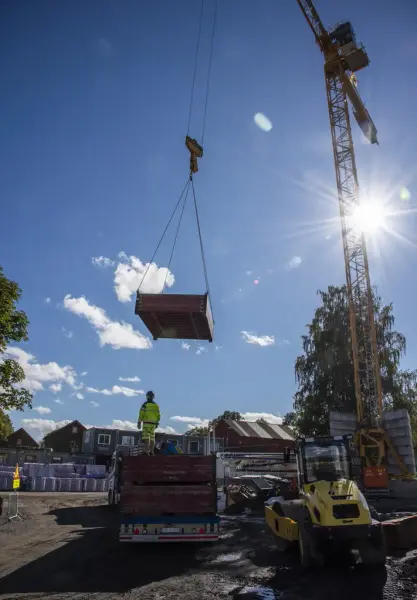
[351,203,387,235]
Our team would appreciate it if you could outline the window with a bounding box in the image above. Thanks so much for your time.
[189,441,199,453]
[16,438,22,446]
[84,431,90,443]
[25,455,36,462]
[72,426,78,434]
[121,436,135,446]
[98,434,111,445]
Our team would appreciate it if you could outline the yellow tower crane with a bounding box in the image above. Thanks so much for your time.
[295,0,409,488]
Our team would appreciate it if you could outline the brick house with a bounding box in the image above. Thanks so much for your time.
[43,420,86,454]
[215,419,295,453]
[7,428,39,449]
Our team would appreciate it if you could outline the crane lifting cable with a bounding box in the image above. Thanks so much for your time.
[135,0,218,343]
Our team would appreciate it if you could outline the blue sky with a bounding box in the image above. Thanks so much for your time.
[2,0,417,439]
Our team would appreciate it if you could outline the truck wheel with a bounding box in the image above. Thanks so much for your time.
[359,540,386,566]
[298,529,313,567]
[298,518,323,567]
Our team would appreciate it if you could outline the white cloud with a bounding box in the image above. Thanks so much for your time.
[171,416,209,427]
[254,112,273,132]
[54,399,64,404]
[91,401,99,408]
[92,256,115,268]
[81,371,88,377]
[63,295,152,350]
[156,425,178,434]
[75,392,84,400]
[241,331,275,347]
[114,254,174,303]
[215,345,222,351]
[241,412,283,424]
[4,347,78,392]
[33,406,52,415]
[118,376,140,382]
[62,327,73,339]
[196,346,207,355]
[21,419,72,440]
[285,256,302,270]
[181,342,191,351]
[109,419,137,430]
[246,270,253,276]
[50,383,62,394]
[44,297,51,304]
[86,385,144,397]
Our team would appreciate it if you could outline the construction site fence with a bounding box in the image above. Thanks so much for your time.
[7,492,19,520]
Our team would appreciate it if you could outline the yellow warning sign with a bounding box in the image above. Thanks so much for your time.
[13,464,20,490]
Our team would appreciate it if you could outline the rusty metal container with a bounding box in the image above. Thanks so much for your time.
[122,455,215,485]
[135,292,213,342]
[120,485,216,515]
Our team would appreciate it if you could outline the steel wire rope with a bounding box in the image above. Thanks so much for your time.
[137,177,191,292]
[161,180,191,292]
[187,0,205,134]
[190,176,213,321]
[201,0,218,145]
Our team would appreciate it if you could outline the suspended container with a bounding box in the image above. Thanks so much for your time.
[135,291,213,342]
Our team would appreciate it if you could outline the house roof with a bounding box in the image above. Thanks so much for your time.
[44,420,86,438]
[224,419,295,441]
[8,428,39,448]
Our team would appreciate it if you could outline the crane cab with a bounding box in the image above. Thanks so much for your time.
[330,22,369,73]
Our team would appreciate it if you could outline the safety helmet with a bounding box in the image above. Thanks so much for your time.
[146,390,155,401]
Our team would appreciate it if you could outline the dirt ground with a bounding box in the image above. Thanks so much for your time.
[0,494,417,600]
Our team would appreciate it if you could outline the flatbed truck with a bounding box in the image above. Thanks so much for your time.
[108,449,220,543]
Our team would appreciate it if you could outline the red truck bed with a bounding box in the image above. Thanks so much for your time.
[120,454,217,516]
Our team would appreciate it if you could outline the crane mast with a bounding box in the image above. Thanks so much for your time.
[295,0,389,482]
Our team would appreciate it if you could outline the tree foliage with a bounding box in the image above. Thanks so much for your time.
[0,407,13,440]
[186,426,209,437]
[212,410,241,425]
[256,418,268,427]
[0,266,32,411]
[286,285,417,440]
[185,412,242,436]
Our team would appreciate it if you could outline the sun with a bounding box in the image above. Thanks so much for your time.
[350,202,387,235]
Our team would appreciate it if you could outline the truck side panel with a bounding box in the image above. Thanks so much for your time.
[120,485,215,515]
[121,454,215,484]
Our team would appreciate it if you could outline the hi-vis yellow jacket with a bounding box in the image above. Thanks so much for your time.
[138,400,160,426]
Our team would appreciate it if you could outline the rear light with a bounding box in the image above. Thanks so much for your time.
[134,528,140,535]
[143,528,148,535]
[199,528,205,534]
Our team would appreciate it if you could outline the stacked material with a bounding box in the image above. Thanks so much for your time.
[86,465,107,477]
[3,462,109,492]
[0,474,13,491]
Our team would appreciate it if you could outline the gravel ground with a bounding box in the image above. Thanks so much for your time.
[0,494,417,600]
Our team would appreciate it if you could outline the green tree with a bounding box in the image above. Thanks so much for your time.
[186,426,209,436]
[212,410,241,426]
[0,266,32,411]
[256,418,269,427]
[0,407,13,440]
[288,285,415,439]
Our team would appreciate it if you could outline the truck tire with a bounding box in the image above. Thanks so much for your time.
[298,512,323,568]
[358,539,386,567]
[298,527,313,567]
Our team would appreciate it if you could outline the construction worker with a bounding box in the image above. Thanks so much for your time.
[138,391,160,455]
